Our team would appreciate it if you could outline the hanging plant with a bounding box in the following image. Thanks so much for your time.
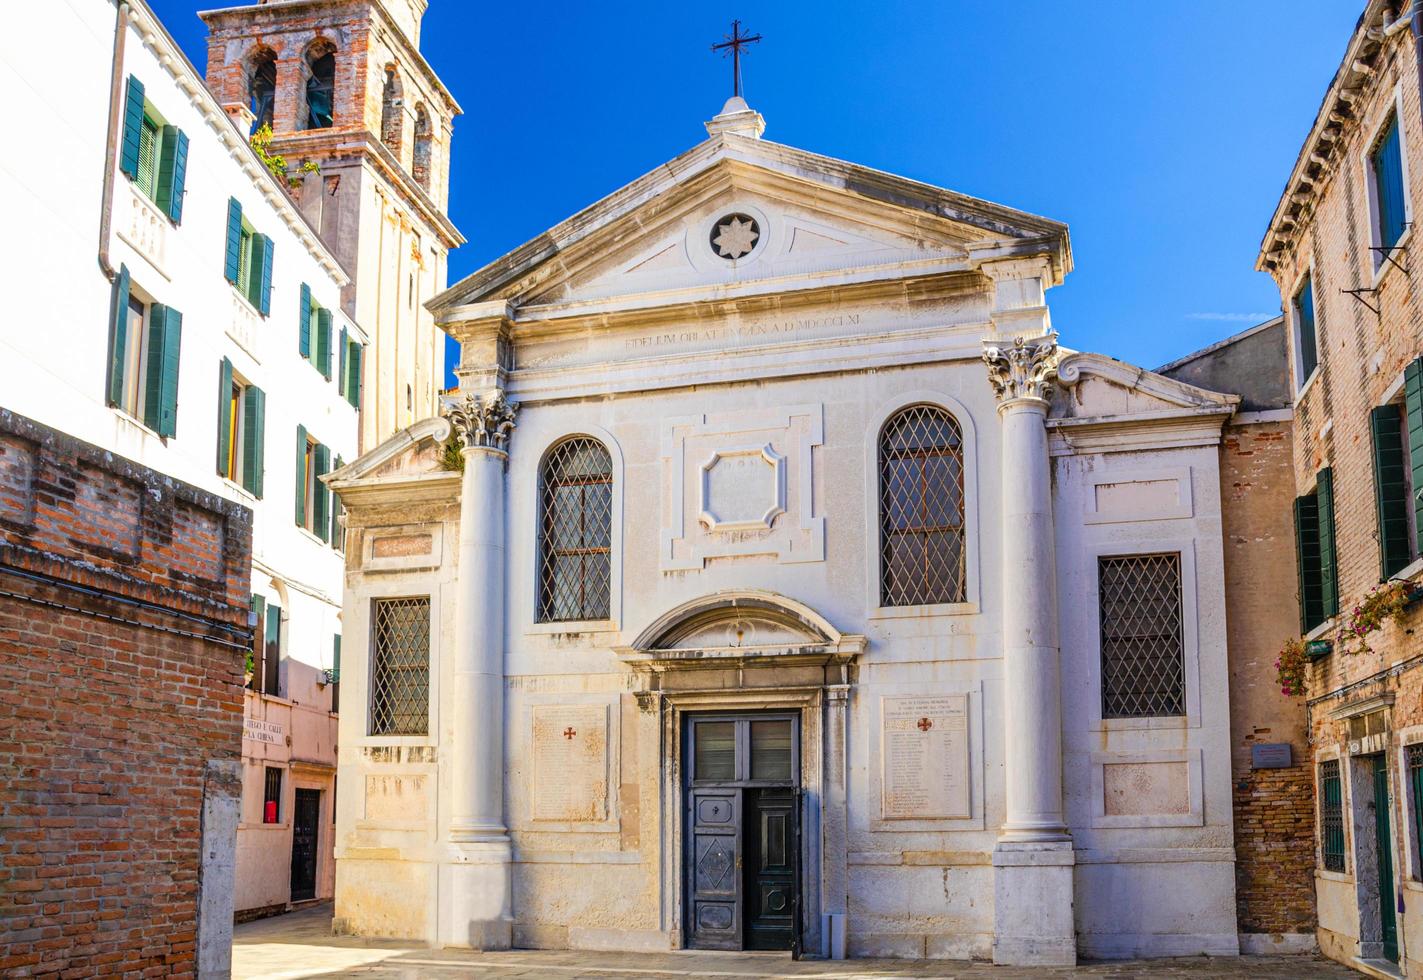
[1276,637,1308,698]
[1343,581,1413,654]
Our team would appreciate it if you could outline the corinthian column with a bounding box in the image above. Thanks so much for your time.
[982,334,1075,967]
[441,389,517,950]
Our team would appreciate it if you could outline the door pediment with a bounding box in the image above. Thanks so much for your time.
[617,590,865,671]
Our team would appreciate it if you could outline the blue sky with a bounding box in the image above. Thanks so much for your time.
[151,1,1359,386]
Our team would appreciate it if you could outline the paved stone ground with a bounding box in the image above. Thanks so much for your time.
[233,904,1359,979]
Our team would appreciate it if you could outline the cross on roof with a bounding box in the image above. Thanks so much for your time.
[711,19,762,99]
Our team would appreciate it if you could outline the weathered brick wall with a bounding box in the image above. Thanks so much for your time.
[0,409,250,978]
[1219,419,1318,936]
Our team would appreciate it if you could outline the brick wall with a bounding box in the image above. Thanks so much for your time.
[1219,419,1318,937]
[0,409,250,978]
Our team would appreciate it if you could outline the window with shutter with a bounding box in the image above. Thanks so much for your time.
[136,115,159,199]
[243,386,266,498]
[119,75,145,180]
[1320,759,1346,872]
[331,633,341,714]
[331,455,345,551]
[317,309,333,379]
[346,341,363,409]
[107,275,180,437]
[299,284,313,358]
[1294,276,1318,386]
[155,126,188,223]
[156,306,182,438]
[217,358,235,478]
[106,266,132,407]
[338,327,348,397]
[1372,114,1409,253]
[256,235,274,316]
[1295,492,1324,633]
[1407,359,1423,558]
[249,595,265,691]
[313,443,331,541]
[263,601,282,697]
[224,198,243,284]
[1316,468,1339,619]
[295,424,309,528]
[1371,404,1414,579]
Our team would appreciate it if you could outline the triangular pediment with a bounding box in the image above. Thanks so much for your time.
[325,416,456,488]
[430,134,1070,318]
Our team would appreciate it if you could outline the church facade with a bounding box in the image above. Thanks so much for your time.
[327,99,1243,965]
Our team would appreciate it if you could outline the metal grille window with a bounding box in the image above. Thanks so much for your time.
[1410,745,1423,880]
[1099,553,1185,718]
[369,597,430,736]
[263,766,281,824]
[878,405,965,606]
[1321,759,1346,873]
[537,438,613,622]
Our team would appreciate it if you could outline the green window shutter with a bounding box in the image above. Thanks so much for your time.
[1317,468,1339,620]
[1371,404,1412,579]
[159,307,182,437]
[1374,116,1408,249]
[317,308,333,379]
[313,443,331,542]
[263,602,282,696]
[106,265,131,406]
[155,126,189,223]
[224,198,243,284]
[331,454,345,549]
[347,342,363,410]
[338,327,348,397]
[1295,493,1324,633]
[119,75,145,180]
[142,304,171,431]
[299,284,312,358]
[1407,358,1423,560]
[332,633,341,680]
[216,357,233,476]
[257,235,275,316]
[243,385,266,499]
[295,424,307,527]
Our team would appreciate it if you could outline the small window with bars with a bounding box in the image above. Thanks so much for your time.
[537,438,613,623]
[1409,745,1423,880]
[878,404,966,607]
[369,597,430,736]
[1320,758,1346,873]
[1099,553,1185,719]
[263,766,282,824]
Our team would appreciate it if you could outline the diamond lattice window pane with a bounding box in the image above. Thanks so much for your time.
[1320,759,1346,872]
[369,597,430,736]
[538,438,613,622]
[1099,553,1184,719]
[879,405,966,606]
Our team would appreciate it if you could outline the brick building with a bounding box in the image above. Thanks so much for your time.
[200,0,463,449]
[1160,318,1317,953]
[0,408,251,977]
[1258,0,1423,974]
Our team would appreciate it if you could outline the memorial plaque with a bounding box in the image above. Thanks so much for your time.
[881,694,970,820]
[1251,743,1293,769]
[532,704,609,822]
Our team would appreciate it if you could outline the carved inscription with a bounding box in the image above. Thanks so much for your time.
[532,704,608,822]
[372,533,433,558]
[623,314,862,354]
[881,695,970,820]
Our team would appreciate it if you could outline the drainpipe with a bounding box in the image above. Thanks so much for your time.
[98,0,131,282]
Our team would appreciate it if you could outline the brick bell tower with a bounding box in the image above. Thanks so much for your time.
[201,0,463,450]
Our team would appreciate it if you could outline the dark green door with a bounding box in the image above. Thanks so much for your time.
[1374,755,1399,963]
[744,788,798,950]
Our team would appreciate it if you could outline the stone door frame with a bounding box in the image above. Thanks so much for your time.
[649,683,849,958]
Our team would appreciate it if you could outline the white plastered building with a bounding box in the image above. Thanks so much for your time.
[327,99,1242,965]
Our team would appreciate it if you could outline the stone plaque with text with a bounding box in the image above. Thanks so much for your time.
[532,704,608,822]
[881,694,970,820]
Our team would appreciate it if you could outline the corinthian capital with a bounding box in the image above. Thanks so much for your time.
[983,334,1060,404]
[444,389,518,452]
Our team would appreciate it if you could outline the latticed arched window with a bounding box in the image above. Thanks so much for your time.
[879,405,966,606]
[538,438,613,622]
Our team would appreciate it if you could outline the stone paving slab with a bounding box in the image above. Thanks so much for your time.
[233,904,1359,979]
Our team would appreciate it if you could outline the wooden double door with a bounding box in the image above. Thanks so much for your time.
[685,714,801,952]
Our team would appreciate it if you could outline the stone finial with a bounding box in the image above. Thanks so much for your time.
[443,390,517,452]
[705,96,766,139]
[983,334,1060,404]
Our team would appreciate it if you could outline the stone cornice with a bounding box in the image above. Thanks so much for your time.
[127,0,350,285]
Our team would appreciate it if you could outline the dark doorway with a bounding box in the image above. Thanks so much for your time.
[289,788,321,902]
[685,714,800,952]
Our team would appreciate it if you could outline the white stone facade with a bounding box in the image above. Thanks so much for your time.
[328,101,1242,963]
[2,0,364,918]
